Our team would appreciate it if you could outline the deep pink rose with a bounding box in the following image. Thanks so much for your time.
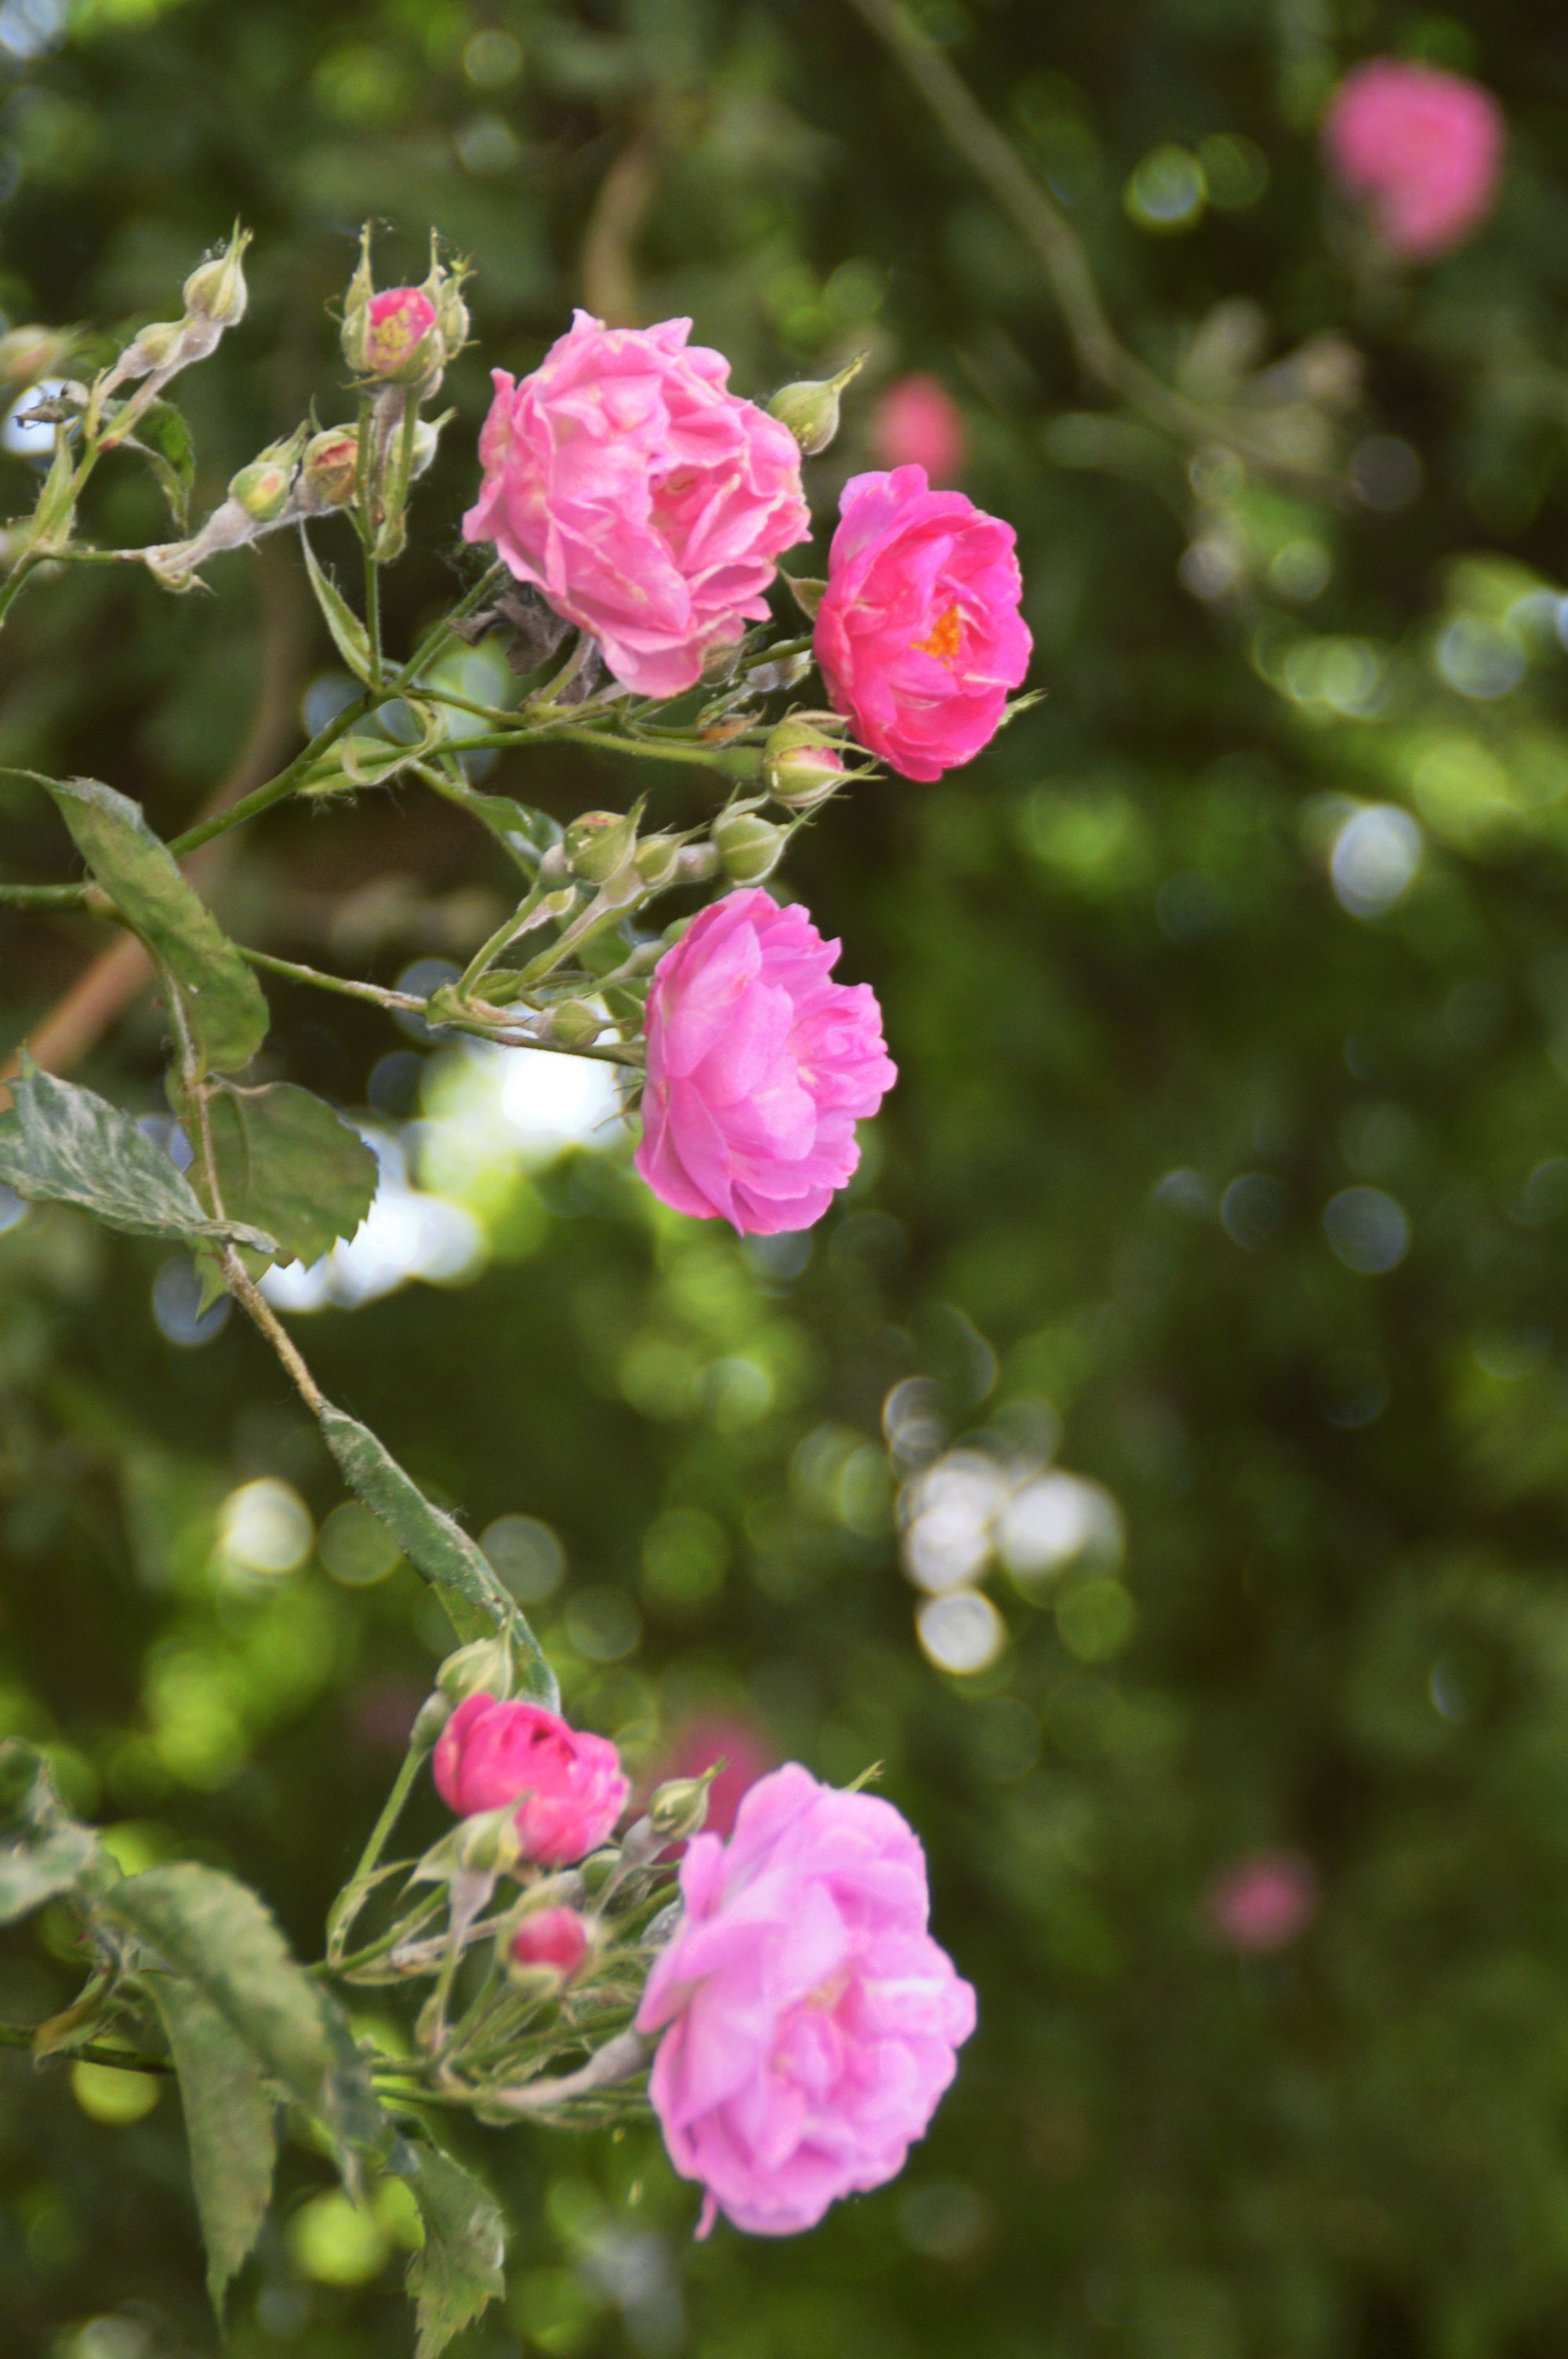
[815,467,1031,783]
[1323,60,1504,260]
[462,312,811,698]
[365,287,438,378]
[1205,1852,1318,1954]
[635,889,896,1236]
[433,1694,628,1866]
[511,1905,590,1981]
[637,1763,976,2237]
[872,374,967,485]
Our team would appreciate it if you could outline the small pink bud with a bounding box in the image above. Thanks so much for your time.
[510,1905,590,1982]
[1205,1851,1317,1954]
[364,287,440,381]
[872,374,967,485]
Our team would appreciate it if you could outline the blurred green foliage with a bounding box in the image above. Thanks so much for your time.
[7,0,1568,2353]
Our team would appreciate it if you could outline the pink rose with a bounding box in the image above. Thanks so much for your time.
[433,1694,628,1866]
[815,467,1031,783]
[462,312,811,698]
[1205,1852,1318,1954]
[1323,60,1504,260]
[634,889,896,1236]
[872,374,967,485]
[365,287,438,379]
[637,1763,976,2237]
[652,1710,775,1845]
[511,1905,590,1982]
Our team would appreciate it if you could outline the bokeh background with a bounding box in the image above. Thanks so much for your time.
[5,1,1568,2353]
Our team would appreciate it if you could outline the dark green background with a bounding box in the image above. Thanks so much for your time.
[6,1,1568,2353]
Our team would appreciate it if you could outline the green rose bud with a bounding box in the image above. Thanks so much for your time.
[544,1000,604,1049]
[768,352,866,457]
[764,718,848,812]
[437,1635,515,1704]
[564,809,639,883]
[713,809,786,885]
[182,224,252,327]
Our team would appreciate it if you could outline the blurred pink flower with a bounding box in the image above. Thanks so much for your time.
[364,287,438,378]
[1323,59,1504,260]
[1206,1851,1318,1954]
[635,889,896,1235]
[434,1694,628,1866]
[511,1905,590,1981]
[654,1710,775,1843]
[637,1762,976,2237]
[462,311,811,697]
[872,374,967,485]
[815,467,1031,782]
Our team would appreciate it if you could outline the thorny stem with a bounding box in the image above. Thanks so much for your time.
[840,0,1355,508]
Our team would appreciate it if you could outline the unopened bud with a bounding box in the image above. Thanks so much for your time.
[764,719,848,812]
[564,809,638,884]
[410,1692,454,1752]
[437,1634,515,1704]
[713,809,786,885]
[458,1806,522,1876]
[676,843,720,884]
[647,1773,713,1841]
[544,999,604,1050]
[0,327,69,388]
[509,1904,590,1984]
[228,460,292,525]
[633,834,683,888]
[768,353,866,457]
[362,286,441,383]
[182,225,252,328]
[128,320,185,375]
[300,426,361,510]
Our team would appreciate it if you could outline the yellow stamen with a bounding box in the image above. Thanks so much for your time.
[915,603,963,663]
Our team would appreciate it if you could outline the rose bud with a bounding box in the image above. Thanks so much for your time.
[713,809,785,885]
[434,1694,629,1866]
[361,286,440,382]
[510,1905,590,1983]
[768,353,866,458]
[564,809,639,883]
[764,719,848,812]
[299,427,361,511]
[182,224,252,327]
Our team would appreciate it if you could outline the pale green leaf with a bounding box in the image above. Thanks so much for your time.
[144,1972,277,2315]
[0,1064,273,1249]
[319,1406,557,1707]
[196,1082,378,1269]
[103,1863,386,2172]
[300,529,374,683]
[44,773,267,1074]
[402,2144,507,2359]
[0,1739,98,1924]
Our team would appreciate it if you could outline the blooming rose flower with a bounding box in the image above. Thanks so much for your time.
[462,312,811,698]
[637,1763,976,2237]
[511,1905,590,1981]
[1323,60,1504,260]
[872,374,967,485]
[365,287,438,378]
[815,467,1031,783]
[1205,1851,1318,1954]
[434,1694,628,1866]
[635,889,896,1236]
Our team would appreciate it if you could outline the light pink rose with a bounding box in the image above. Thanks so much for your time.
[365,287,438,379]
[462,312,811,698]
[634,889,896,1237]
[1205,1852,1318,1954]
[872,374,967,485]
[511,1905,590,1981]
[637,1763,976,2237]
[433,1693,628,1866]
[1323,60,1504,260]
[815,467,1031,783]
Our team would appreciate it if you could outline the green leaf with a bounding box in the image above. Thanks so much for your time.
[144,1972,278,2316]
[196,1082,378,1270]
[43,773,267,1074]
[0,1064,274,1250]
[300,529,374,683]
[124,398,197,530]
[401,2144,507,2359]
[318,1406,558,1707]
[0,1739,98,1925]
[102,1863,386,2174]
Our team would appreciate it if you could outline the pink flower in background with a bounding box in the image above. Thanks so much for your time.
[434,1694,628,1866]
[511,1906,590,1981]
[872,374,967,485]
[365,287,438,378]
[1206,1852,1318,1954]
[636,889,896,1236]
[637,1763,976,2237]
[815,467,1031,783]
[1323,60,1504,260]
[463,312,811,697]
[654,1711,775,1844]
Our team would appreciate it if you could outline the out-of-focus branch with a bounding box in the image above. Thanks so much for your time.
[1,540,308,1093]
[581,133,660,325]
[840,0,1355,507]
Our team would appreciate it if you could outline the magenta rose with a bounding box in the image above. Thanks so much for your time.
[461,311,811,698]
[634,888,896,1237]
[636,1762,976,2237]
[871,373,967,485]
[433,1694,628,1866]
[814,467,1031,783]
[1323,60,1504,260]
